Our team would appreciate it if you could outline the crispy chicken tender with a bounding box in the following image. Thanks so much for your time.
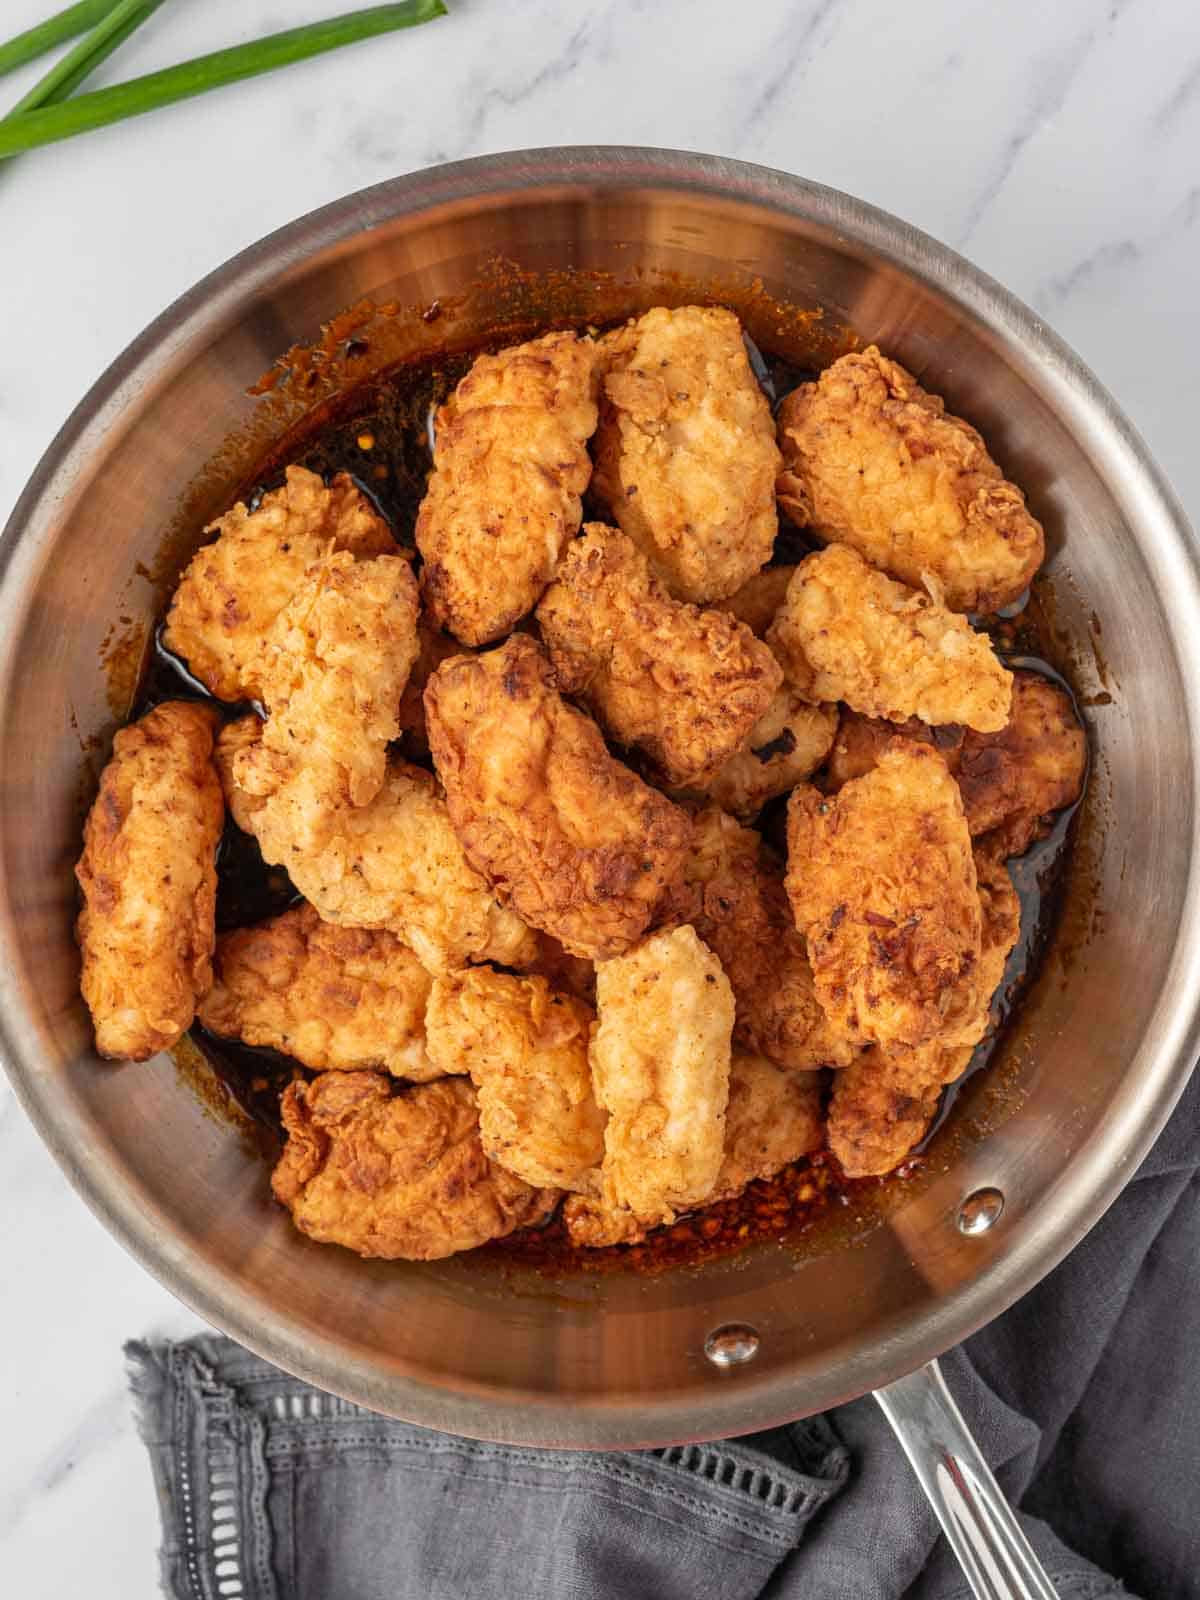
[827,851,1020,1176]
[233,550,419,861]
[537,523,781,786]
[272,1072,558,1261]
[716,564,798,638]
[684,807,858,1071]
[163,466,396,701]
[690,690,839,821]
[425,967,604,1191]
[786,741,982,1049]
[198,903,436,1079]
[76,702,223,1060]
[776,347,1044,613]
[220,734,535,975]
[396,613,468,757]
[826,672,1086,855]
[710,1054,825,1202]
[416,331,599,645]
[592,305,779,603]
[585,926,734,1230]
[425,635,692,961]
[767,545,1012,733]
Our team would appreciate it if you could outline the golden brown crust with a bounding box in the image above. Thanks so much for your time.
[776,347,1044,613]
[767,545,1012,732]
[222,734,534,975]
[272,1072,558,1260]
[786,741,982,1049]
[826,672,1086,855]
[416,331,599,645]
[425,967,604,1191]
[684,807,859,1071]
[198,903,436,1079]
[511,928,597,1006]
[76,701,224,1060]
[709,1054,825,1202]
[163,467,396,701]
[592,306,779,602]
[688,688,839,821]
[233,550,419,862]
[214,713,266,832]
[537,523,781,786]
[425,635,692,960]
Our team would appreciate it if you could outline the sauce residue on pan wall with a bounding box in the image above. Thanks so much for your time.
[136,329,1086,1278]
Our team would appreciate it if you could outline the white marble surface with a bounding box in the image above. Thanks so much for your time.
[1,0,1198,1592]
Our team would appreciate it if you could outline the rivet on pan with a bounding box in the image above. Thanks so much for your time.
[704,1324,760,1367]
[957,1187,1005,1236]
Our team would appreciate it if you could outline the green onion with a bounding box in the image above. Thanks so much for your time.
[0,1,118,81]
[6,0,164,119]
[0,2,447,160]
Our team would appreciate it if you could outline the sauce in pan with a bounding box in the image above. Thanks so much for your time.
[139,331,1085,1276]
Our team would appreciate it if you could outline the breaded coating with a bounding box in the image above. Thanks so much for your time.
[692,689,839,821]
[537,523,781,786]
[225,738,534,975]
[776,347,1044,613]
[163,466,396,701]
[684,807,858,1071]
[233,550,419,861]
[952,673,1087,855]
[716,564,798,638]
[396,613,467,757]
[827,852,1020,1176]
[425,967,604,1191]
[786,741,982,1049]
[416,331,599,645]
[214,712,266,832]
[272,1073,558,1260]
[198,903,436,1079]
[425,635,692,960]
[586,926,734,1232]
[826,672,1086,855]
[564,1050,820,1247]
[709,1055,825,1202]
[514,928,597,1005]
[76,702,223,1060]
[592,305,779,602]
[767,545,1012,733]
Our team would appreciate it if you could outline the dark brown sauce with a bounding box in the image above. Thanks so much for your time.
[139,329,1086,1277]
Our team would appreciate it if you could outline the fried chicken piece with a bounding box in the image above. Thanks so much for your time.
[582,925,733,1237]
[716,564,798,637]
[827,852,1020,1176]
[198,903,436,1079]
[222,735,535,975]
[776,347,1044,613]
[592,305,779,603]
[690,689,839,821]
[786,740,982,1049]
[416,331,599,645]
[233,550,419,862]
[76,702,224,1060]
[953,673,1087,854]
[396,613,468,757]
[537,523,781,786]
[767,545,1012,733]
[563,1050,821,1246]
[826,672,1086,855]
[425,635,692,960]
[425,967,604,1191]
[163,466,397,701]
[214,713,266,832]
[709,1054,825,1202]
[272,1073,558,1260]
[684,807,858,1071]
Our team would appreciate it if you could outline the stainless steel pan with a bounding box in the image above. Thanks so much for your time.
[2,149,1198,1599]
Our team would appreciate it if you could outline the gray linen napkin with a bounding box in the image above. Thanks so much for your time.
[127,1073,1200,1600]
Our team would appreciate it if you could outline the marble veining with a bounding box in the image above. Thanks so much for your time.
[1,0,1198,1593]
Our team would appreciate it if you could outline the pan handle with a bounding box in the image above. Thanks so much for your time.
[874,1360,1058,1600]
